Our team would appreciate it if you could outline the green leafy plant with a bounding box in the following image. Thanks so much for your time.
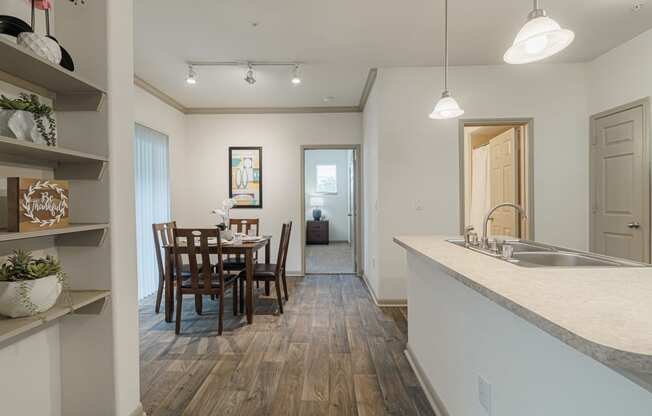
[0,250,72,318]
[0,93,57,146]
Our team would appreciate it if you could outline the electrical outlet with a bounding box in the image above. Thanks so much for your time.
[478,376,492,414]
[415,200,424,211]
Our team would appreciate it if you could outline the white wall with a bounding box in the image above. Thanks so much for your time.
[407,251,652,416]
[364,64,588,301]
[587,28,652,116]
[182,113,362,273]
[134,85,187,219]
[304,149,352,242]
[363,85,380,297]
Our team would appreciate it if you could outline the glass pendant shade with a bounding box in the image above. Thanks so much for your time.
[504,16,574,64]
[429,92,464,120]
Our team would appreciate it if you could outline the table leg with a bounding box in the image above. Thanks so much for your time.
[245,250,254,324]
[264,241,271,295]
[165,249,173,323]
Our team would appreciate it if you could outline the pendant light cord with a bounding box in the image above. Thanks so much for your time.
[443,0,448,93]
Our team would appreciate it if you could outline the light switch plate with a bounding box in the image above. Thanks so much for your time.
[478,376,492,414]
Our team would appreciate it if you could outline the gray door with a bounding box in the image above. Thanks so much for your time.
[591,103,649,262]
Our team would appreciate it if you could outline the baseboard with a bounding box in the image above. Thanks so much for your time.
[361,274,407,307]
[129,402,146,416]
[286,270,304,277]
[404,344,450,416]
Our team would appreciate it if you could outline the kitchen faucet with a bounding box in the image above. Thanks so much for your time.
[481,203,527,249]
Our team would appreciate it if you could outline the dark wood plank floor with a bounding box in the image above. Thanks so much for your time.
[139,274,435,416]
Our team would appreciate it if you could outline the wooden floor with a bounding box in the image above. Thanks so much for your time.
[139,274,435,416]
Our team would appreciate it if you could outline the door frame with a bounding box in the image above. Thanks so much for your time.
[458,118,535,239]
[589,98,651,262]
[300,144,363,276]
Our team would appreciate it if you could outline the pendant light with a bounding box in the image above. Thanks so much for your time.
[429,0,464,120]
[244,64,256,85]
[291,65,302,85]
[504,0,574,64]
[186,65,197,85]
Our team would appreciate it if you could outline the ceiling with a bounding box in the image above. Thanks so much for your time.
[134,0,652,109]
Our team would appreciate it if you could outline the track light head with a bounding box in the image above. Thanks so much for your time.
[244,65,256,85]
[291,65,302,85]
[186,65,197,85]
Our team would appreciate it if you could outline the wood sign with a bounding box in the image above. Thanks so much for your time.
[7,178,70,232]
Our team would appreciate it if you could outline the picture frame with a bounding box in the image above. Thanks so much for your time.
[229,146,263,208]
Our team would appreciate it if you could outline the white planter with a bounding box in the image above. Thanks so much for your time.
[17,32,62,65]
[6,110,36,141]
[0,275,62,318]
[221,229,234,241]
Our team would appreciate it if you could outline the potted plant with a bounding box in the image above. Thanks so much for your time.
[0,250,68,318]
[0,93,57,146]
[210,198,237,240]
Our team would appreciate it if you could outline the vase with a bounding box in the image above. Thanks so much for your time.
[0,109,15,137]
[222,229,234,241]
[7,110,37,141]
[17,32,62,65]
[0,275,62,318]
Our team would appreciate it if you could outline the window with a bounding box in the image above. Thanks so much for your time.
[134,124,170,300]
[316,164,337,194]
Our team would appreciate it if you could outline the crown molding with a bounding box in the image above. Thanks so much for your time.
[134,68,378,115]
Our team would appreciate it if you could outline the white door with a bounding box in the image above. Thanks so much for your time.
[591,104,649,262]
[489,128,519,238]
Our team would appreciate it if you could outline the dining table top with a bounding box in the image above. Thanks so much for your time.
[162,235,271,250]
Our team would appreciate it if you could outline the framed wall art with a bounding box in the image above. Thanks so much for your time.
[7,177,70,232]
[229,146,262,208]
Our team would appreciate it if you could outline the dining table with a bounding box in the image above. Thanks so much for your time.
[162,235,272,325]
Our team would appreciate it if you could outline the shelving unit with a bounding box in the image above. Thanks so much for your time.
[0,136,107,180]
[0,223,108,245]
[0,290,111,346]
[0,37,105,111]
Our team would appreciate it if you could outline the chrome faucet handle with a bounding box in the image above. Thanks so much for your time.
[463,225,475,246]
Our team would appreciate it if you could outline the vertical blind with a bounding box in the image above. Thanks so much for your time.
[134,124,171,300]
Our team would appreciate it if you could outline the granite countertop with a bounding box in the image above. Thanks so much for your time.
[394,235,652,374]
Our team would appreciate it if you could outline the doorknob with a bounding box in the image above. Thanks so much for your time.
[627,222,641,229]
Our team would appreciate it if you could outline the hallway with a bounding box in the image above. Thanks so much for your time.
[139,275,433,415]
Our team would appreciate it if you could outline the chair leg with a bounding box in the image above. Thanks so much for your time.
[274,276,284,314]
[265,281,270,296]
[175,290,183,334]
[155,274,164,313]
[218,286,225,335]
[195,294,203,315]
[281,270,289,301]
[211,294,215,301]
[239,278,245,314]
[232,280,238,316]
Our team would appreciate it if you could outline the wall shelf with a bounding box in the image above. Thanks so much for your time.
[0,38,105,111]
[0,223,108,246]
[0,290,111,346]
[0,136,107,180]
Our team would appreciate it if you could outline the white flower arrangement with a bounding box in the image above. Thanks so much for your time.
[210,198,237,230]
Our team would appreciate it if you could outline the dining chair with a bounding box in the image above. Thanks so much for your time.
[172,228,238,335]
[238,221,292,314]
[152,221,176,314]
[224,218,260,270]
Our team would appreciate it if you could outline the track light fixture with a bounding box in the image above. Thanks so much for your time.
[244,64,256,85]
[291,65,302,85]
[186,65,197,85]
[184,60,304,86]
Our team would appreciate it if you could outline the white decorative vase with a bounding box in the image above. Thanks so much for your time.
[0,275,62,318]
[17,32,62,65]
[0,109,15,137]
[221,229,234,241]
[7,110,37,141]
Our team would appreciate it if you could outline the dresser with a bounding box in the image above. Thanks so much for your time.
[306,220,329,244]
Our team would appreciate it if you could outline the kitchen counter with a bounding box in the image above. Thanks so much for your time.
[394,235,652,374]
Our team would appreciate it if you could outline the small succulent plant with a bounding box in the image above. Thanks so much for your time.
[0,250,71,318]
[0,93,57,146]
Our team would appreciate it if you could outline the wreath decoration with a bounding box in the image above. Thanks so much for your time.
[21,180,68,227]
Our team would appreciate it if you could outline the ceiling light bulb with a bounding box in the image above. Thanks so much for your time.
[504,1,574,64]
[244,65,256,85]
[291,65,302,85]
[186,65,197,85]
[429,91,464,120]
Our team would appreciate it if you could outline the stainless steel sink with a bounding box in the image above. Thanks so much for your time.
[511,252,622,267]
[447,238,649,268]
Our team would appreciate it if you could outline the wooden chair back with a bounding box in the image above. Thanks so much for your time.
[228,218,260,264]
[281,221,292,272]
[152,221,176,280]
[274,222,292,277]
[229,218,259,235]
[172,228,224,293]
